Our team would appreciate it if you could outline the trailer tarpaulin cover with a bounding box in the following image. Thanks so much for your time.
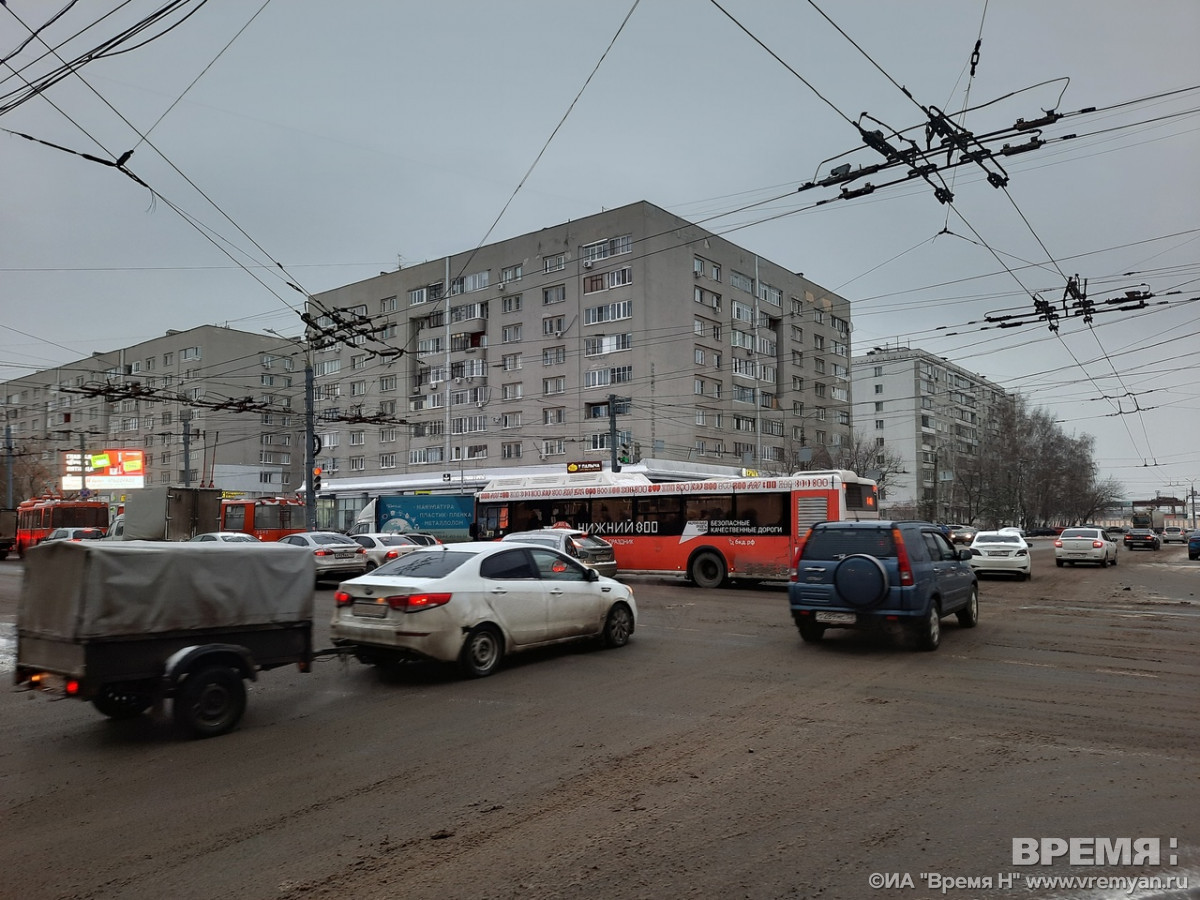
[19,541,315,639]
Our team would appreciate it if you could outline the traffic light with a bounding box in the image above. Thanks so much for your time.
[617,442,631,465]
[312,467,322,492]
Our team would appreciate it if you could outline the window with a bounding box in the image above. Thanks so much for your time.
[584,365,632,388]
[181,346,202,360]
[730,271,753,292]
[543,284,566,305]
[502,383,523,400]
[695,379,705,395]
[350,380,367,397]
[380,453,397,469]
[351,354,367,371]
[381,428,397,442]
[543,376,566,395]
[584,300,632,324]
[502,442,522,459]
[581,234,632,262]
[350,431,365,445]
[502,294,522,313]
[875,384,884,394]
[350,456,366,471]
[584,333,631,357]
[876,419,885,430]
[380,296,398,313]
[501,412,521,429]
[695,348,706,365]
[584,273,605,294]
[543,345,566,366]
[501,264,523,283]
[543,316,565,336]
[502,353,522,371]
[607,267,632,288]
[542,439,565,457]
[544,407,565,425]
[502,324,522,343]
[543,253,566,273]
[379,375,397,392]
[874,401,884,412]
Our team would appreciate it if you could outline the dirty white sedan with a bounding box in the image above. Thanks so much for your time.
[331,543,636,678]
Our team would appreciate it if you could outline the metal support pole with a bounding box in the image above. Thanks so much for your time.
[304,360,317,531]
[609,393,619,472]
[79,431,87,496]
[6,424,15,508]
[182,419,192,487]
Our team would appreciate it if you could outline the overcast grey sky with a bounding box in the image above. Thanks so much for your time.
[3,0,1198,500]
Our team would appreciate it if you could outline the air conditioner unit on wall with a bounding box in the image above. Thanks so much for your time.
[583,260,593,269]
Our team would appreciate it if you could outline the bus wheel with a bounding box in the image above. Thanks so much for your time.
[690,551,727,589]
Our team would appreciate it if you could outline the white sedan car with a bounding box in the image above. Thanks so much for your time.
[1054,527,1118,567]
[188,531,261,543]
[968,531,1032,580]
[330,543,636,678]
[277,531,368,581]
[351,532,425,569]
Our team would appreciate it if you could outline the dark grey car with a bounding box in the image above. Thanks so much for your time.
[788,520,978,651]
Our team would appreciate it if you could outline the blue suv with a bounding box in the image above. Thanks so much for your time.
[788,520,978,650]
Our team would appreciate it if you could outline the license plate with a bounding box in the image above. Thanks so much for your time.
[815,612,856,625]
[352,601,388,618]
[335,551,353,559]
[987,551,1008,557]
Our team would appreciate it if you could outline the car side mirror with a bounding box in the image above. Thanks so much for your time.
[958,548,973,561]
[585,567,599,582]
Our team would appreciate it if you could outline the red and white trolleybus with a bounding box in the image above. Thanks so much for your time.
[474,469,878,587]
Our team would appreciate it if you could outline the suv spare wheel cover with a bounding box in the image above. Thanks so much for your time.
[833,554,890,608]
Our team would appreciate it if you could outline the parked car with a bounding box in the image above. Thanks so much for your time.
[499,528,618,578]
[1161,526,1186,544]
[1026,527,1059,538]
[330,543,636,677]
[1188,530,1200,561]
[378,531,441,546]
[948,524,977,545]
[351,532,425,569]
[787,520,977,651]
[188,532,261,543]
[40,526,106,544]
[1123,529,1161,552]
[277,531,368,580]
[1104,526,1128,539]
[968,531,1032,579]
[1054,527,1118,568]
[998,526,1026,538]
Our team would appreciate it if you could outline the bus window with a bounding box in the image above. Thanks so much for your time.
[685,495,733,524]
[256,504,282,530]
[634,496,684,536]
[735,493,788,535]
[591,498,631,531]
[223,504,246,531]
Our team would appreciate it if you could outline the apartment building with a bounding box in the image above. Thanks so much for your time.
[306,201,854,491]
[850,345,1008,520]
[1,325,302,499]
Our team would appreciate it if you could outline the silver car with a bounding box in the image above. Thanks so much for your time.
[330,543,636,677]
[351,533,425,569]
[499,528,617,578]
[277,531,368,581]
[1054,527,1117,568]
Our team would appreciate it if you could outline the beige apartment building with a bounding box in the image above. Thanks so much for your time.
[1,325,302,501]
[306,201,855,497]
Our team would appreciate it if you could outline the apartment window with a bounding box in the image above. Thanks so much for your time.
[380,428,397,442]
[502,294,522,313]
[584,333,631,357]
[874,401,884,412]
[542,439,565,457]
[584,300,632,324]
[876,419,885,430]
[696,409,706,426]
[543,253,566,273]
[874,384,884,394]
[543,376,566,395]
[584,366,633,388]
[350,456,366,471]
[163,352,174,366]
[501,412,521,429]
[544,407,566,425]
[730,271,753,292]
[581,234,632,262]
[351,380,367,397]
[695,348,706,365]
[543,346,566,366]
[181,346,202,360]
[379,375,397,392]
[543,284,566,305]
[874,365,884,377]
[502,383,523,400]
[502,442,522,459]
[350,431,365,446]
[695,379,705,395]
[502,324,522,343]
[501,264,523,282]
[607,267,632,288]
[502,353,522,371]
[380,453,397,469]
[583,273,605,294]
[351,354,367,370]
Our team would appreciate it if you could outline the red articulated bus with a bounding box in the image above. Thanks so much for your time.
[219,497,307,542]
[15,497,110,557]
[474,469,879,587]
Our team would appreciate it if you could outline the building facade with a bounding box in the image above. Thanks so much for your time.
[306,201,854,494]
[850,345,1008,521]
[1,325,302,501]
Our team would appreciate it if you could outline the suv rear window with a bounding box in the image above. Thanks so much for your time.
[1060,529,1100,539]
[802,526,896,559]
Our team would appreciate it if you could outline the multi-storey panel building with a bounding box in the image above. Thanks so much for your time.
[850,345,1007,521]
[306,201,853,489]
[1,325,302,499]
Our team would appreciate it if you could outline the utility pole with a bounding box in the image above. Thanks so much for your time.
[4,425,13,508]
[304,357,317,531]
[609,393,620,472]
[182,418,192,486]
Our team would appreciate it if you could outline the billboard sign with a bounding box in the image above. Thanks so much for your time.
[62,448,146,490]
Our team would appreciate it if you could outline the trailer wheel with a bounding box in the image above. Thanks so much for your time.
[92,683,154,719]
[174,666,246,738]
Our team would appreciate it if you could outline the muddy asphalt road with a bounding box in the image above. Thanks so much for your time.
[1,542,1197,900]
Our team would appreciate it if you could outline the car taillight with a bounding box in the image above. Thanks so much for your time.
[892,527,914,586]
[334,591,353,607]
[314,548,332,557]
[970,548,982,556]
[1092,540,1104,549]
[1017,549,1028,556]
[386,593,452,612]
[385,549,400,560]
[790,527,814,580]
[1054,540,1063,548]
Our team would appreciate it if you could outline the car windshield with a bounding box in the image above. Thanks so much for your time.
[577,535,612,552]
[377,535,418,546]
[373,549,472,578]
[803,527,896,559]
[975,533,1018,543]
[1060,529,1100,539]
